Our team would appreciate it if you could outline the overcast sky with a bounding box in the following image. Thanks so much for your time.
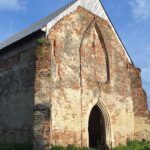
[0,0,150,109]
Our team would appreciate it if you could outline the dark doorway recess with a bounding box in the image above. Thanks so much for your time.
[88,105,107,149]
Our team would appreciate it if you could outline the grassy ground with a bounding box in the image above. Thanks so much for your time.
[51,141,150,150]
[51,145,95,150]
[0,141,149,150]
[50,140,150,150]
[112,140,150,150]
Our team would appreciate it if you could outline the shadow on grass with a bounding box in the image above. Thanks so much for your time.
[0,144,32,150]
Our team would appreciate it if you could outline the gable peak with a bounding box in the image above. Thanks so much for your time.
[77,0,108,20]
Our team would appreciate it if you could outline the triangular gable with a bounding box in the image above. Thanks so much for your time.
[45,0,132,64]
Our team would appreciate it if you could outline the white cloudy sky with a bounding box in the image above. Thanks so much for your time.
[130,0,150,21]
[0,0,27,10]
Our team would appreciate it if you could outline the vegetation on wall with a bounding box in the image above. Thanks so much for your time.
[36,38,50,45]
[36,38,51,60]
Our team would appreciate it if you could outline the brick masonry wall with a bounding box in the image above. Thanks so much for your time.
[33,43,51,149]
[129,65,150,141]
[0,6,149,150]
[47,7,149,148]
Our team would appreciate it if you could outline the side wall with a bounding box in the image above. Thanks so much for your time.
[0,32,43,144]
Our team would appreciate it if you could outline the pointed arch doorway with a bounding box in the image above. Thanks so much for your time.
[88,105,108,149]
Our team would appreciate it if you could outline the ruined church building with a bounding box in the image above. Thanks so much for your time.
[0,0,150,149]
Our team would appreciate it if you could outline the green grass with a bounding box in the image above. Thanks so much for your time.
[112,140,150,150]
[0,140,149,150]
[51,145,95,150]
[51,141,150,150]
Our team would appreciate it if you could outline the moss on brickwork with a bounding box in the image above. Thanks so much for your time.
[36,38,50,45]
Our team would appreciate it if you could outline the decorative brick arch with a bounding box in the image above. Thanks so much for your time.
[86,100,112,149]
[97,100,112,148]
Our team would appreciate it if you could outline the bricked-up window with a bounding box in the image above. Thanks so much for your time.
[80,24,109,83]
[92,27,108,83]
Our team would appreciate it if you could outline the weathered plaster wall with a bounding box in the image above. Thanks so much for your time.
[47,7,141,148]
[0,46,36,144]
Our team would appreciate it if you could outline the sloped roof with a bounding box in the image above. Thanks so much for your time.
[0,0,77,50]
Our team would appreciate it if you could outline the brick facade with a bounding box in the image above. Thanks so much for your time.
[0,6,149,150]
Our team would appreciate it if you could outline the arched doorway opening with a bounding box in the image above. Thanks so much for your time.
[88,105,106,149]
